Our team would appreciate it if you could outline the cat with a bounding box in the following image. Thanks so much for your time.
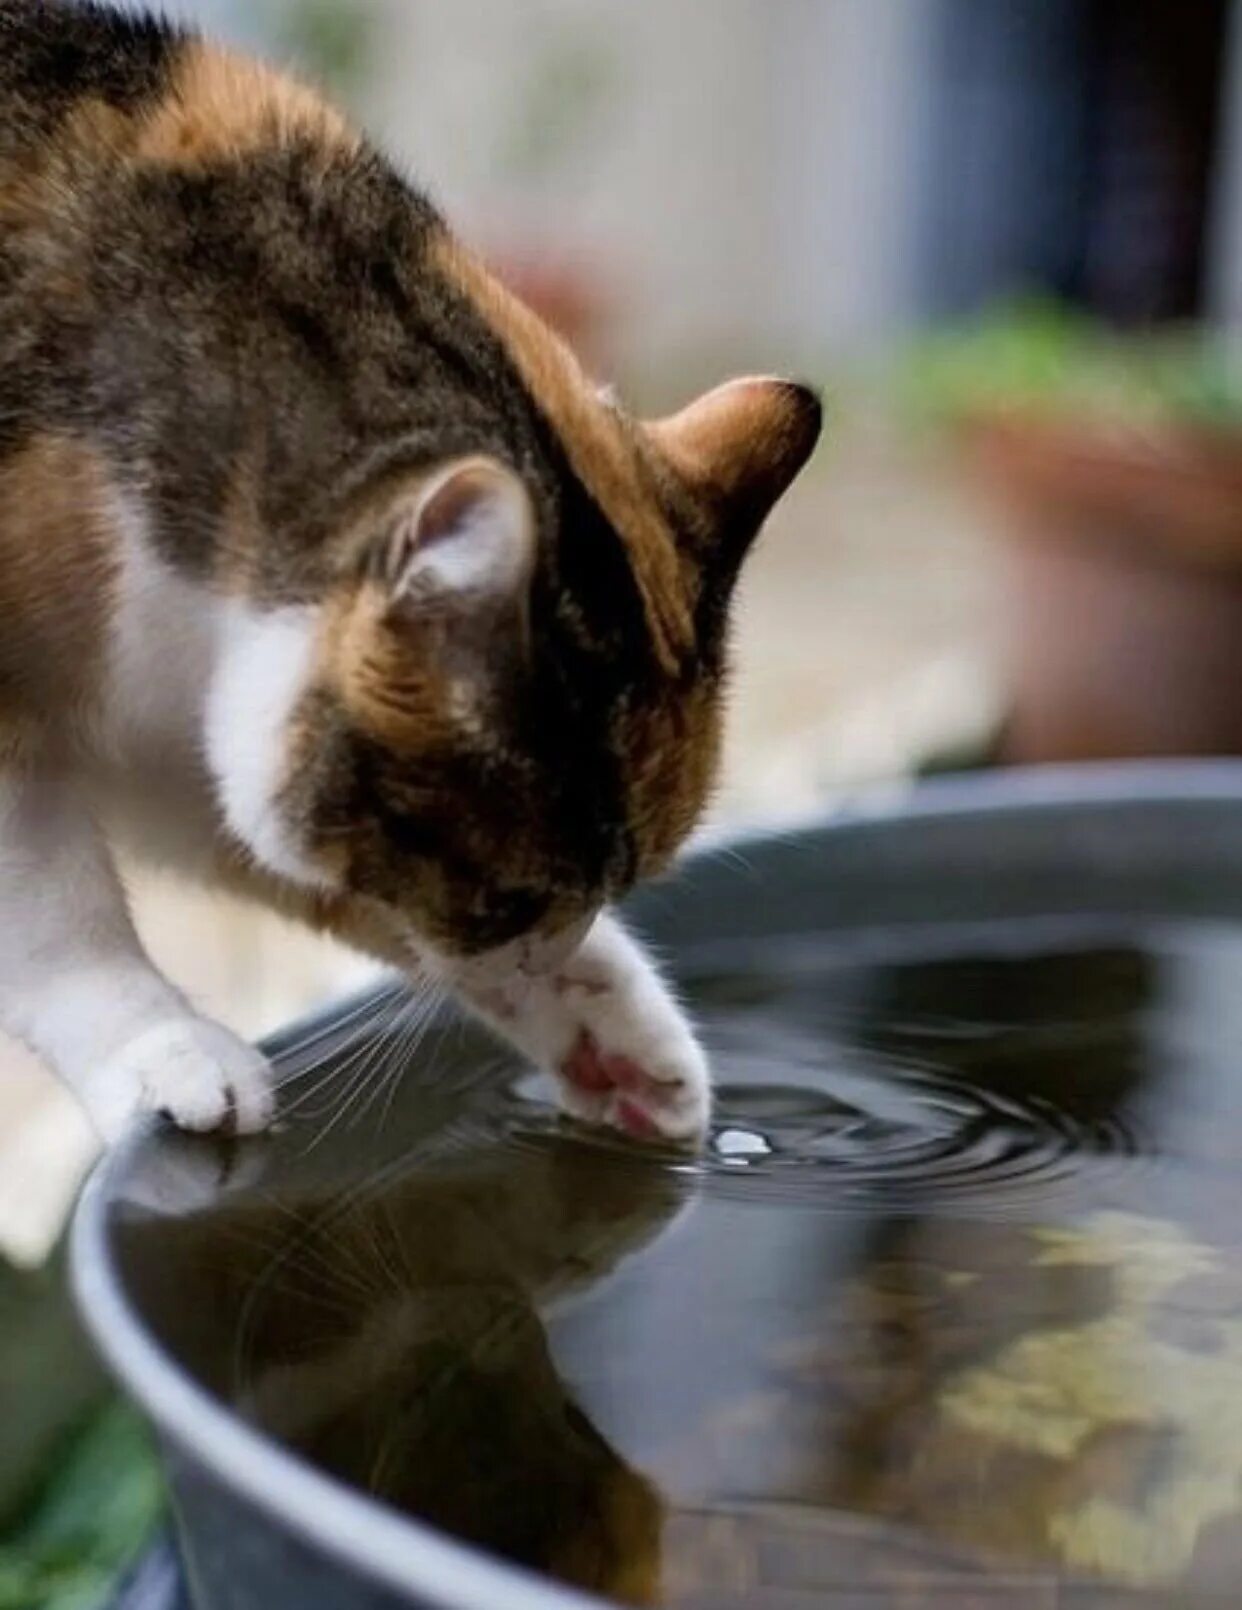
[0,0,821,1147]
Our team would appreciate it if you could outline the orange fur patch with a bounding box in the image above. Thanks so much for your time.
[322,583,449,750]
[618,682,720,878]
[431,235,693,675]
[134,42,358,171]
[0,434,118,730]
[648,377,808,503]
[0,44,354,249]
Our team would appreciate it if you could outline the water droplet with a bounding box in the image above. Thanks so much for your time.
[713,1128,772,1161]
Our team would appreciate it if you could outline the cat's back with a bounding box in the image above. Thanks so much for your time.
[0,0,179,170]
[0,0,367,201]
[0,2,370,745]
[0,0,391,515]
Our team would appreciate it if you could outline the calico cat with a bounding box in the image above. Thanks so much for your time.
[0,0,821,1145]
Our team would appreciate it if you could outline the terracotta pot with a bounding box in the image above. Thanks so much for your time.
[964,411,1242,763]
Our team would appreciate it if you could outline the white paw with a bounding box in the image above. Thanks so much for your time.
[86,1017,275,1142]
[455,912,712,1148]
[557,1026,712,1144]
[548,973,712,1146]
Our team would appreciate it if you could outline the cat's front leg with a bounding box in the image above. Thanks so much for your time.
[453,911,711,1144]
[0,772,273,1141]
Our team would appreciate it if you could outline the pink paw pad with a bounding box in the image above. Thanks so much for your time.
[561,1032,616,1094]
[615,1097,661,1139]
[559,1032,680,1138]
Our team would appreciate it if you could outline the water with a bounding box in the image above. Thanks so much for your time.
[118,918,1242,1606]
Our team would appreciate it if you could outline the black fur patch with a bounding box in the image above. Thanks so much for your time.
[0,0,177,153]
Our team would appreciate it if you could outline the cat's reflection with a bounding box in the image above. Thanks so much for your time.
[119,1133,692,1606]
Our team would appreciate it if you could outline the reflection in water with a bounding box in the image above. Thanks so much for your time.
[940,1215,1242,1583]
[121,1137,686,1605]
[117,922,1242,1605]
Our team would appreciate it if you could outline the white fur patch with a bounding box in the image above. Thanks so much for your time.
[103,512,214,763]
[90,503,225,870]
[205,603,327,888]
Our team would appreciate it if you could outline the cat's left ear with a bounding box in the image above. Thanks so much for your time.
[384,457,535,613]
[646,377,822,550]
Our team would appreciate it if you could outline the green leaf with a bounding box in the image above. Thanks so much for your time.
[0,1403,164,1610]
[899,300,1242,432]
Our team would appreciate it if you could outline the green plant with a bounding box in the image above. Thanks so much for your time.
[0,1404,163,1610]
[901,300,1242,433]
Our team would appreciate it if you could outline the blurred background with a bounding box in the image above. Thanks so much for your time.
[7,1,1242,1594]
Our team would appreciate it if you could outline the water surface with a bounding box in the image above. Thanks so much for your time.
[118,917,1242,1606]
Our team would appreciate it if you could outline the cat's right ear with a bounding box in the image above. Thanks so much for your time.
[382,457,536,616]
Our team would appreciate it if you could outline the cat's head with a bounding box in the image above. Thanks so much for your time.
[208,249,820,966]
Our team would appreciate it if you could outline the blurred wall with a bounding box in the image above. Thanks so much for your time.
[184,0,1242,373]
[361,0,934,392]
[191,0,932,395]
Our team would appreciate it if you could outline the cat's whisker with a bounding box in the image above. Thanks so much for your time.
[301,997,428,1153]
[278,993,416,1121]
[230,1261,379,1399]
[228,1194,400,1388]
[363,1211,412,1298]
[287,1048,377,1136]
[362,983,449,1130]
[278,1242,387,1309]
[277,1057,362,1120]
[272,990,402,1086]
[271,992,407,1100]
[303,1059,385,1149]
[361,1015,438,1128]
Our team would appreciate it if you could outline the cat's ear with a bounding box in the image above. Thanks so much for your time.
[647,377,822,547]
[383,457,535,612]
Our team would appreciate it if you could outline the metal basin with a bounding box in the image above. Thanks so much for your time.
[73,763,1242,1609]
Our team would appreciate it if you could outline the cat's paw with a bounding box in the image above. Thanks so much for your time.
[454,912,712,1147]
[88,1017,275,1142]
[546,963,711,1145]
[559,1026,711,1145]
